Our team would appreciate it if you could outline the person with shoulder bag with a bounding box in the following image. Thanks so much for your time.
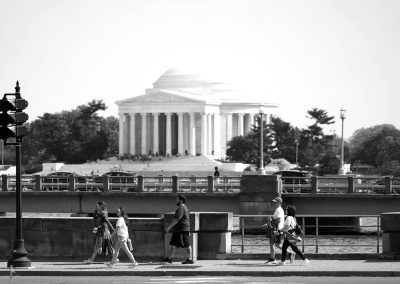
[278,205,310,266]
[261,197,294,265]
[83,201,115,264]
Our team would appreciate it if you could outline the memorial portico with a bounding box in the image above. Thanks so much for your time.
[116,68,278,157]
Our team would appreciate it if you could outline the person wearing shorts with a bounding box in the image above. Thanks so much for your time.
[164,195,194,264]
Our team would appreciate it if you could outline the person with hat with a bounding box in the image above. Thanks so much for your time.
[262,196,294,265]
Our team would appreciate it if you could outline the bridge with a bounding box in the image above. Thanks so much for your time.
[0,174,399,216]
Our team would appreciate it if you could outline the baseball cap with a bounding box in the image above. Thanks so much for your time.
[271,197,282,203]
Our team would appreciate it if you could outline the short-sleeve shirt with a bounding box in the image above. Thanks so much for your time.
[116,217,129,238]
[273,206,285,230]
[283,216,296,232]
[172,204,190,232]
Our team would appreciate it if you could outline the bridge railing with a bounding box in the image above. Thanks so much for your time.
[281,175,400,194]
[233,214,381,254]
[1,174,398,195]
[0,174,241,193]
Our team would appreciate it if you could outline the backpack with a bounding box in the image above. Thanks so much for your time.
[293,218,303,235]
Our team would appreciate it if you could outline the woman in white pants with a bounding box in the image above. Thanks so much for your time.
[106,207,138,267]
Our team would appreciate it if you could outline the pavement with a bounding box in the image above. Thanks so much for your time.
[1,255,400,277]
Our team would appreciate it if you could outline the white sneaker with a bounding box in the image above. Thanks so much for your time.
[278,261,286,266]
[303,259,310,264]
[265,259,277,265]
[131,262,139,267]
[83,259,93,264]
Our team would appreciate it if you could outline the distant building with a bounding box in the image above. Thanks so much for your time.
[0,165,16,175]
[116,68,278,158]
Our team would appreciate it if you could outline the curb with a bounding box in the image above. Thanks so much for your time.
[2,270,400,277]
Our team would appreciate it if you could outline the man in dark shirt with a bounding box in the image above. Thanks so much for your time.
[164,195,194,264]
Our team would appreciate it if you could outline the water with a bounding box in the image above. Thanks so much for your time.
[231,217,381,254]
[231,234,381,254]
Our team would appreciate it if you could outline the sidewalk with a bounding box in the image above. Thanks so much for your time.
[1,258,400,277]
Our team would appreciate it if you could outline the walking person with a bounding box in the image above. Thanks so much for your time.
[164,195,195,264]
[106,207,138,267]
[279,205,310,265]
[83,201,115,264]
[262,196,295,265]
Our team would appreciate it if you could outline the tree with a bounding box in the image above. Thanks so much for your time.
[304,108,335,141]
[21,100,119,172]
[349,124,400,175]
[226,118,276,166]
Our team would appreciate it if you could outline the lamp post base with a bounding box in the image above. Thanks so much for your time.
[259,168,266,175]
[7,239,31,268]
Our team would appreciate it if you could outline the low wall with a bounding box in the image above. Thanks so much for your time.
[0,212,233,261]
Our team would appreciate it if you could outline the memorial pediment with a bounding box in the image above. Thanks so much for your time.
[119,90,205,105]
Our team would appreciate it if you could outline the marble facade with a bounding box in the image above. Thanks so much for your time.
[116,68,278,157]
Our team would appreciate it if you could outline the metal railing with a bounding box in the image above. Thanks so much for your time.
[1,173,399,195]
[0,174,241,193]
[233,214,381,254]
[281,175,400,194]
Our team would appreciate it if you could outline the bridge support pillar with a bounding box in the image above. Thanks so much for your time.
[381,212,400,257]
[239,175,280,232]
[198,212,232,259]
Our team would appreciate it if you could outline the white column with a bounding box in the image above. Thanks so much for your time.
[153,113,159,155]
[226,113,233,141]
[244,113,252,134]
[141,113,147,154]
[129,113,135,154]
[238,113,244,136]
[118,114,124,156]
[207,113,212,155]
[189,113,196,156]
[178,113,184,154]
[250,114,255,128]
[201,113,207,155]
[166,113,172,155]
[213,113,221,156]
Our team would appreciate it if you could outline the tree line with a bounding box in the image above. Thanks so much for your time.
[1,101,399,176]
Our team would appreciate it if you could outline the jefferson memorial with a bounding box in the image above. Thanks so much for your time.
[116,68,278,158]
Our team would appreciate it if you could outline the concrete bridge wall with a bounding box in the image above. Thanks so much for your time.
[0,212,233,261]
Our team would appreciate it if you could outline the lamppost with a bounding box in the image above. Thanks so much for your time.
[339,108,346,175]
[259,105,265,175]
[295,128,299,167]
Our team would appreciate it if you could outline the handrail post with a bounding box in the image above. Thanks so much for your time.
[103,175,110,192]
[302,217,305,253]
[172,175,179,192]
[315,217,319,253]
[34,175,42,191]
[68,175,75,191]
[347,176,355,193]
[207,176,214,193]
[310,176,317,193]
[384,176,392,194]
[2,174,8,192]
[241,217,245,253]
[377,216,381,253]
[137,175,144,192]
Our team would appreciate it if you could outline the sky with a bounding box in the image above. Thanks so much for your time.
[0,0,399,139]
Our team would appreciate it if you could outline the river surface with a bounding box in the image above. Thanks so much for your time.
[231,217,381,254]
